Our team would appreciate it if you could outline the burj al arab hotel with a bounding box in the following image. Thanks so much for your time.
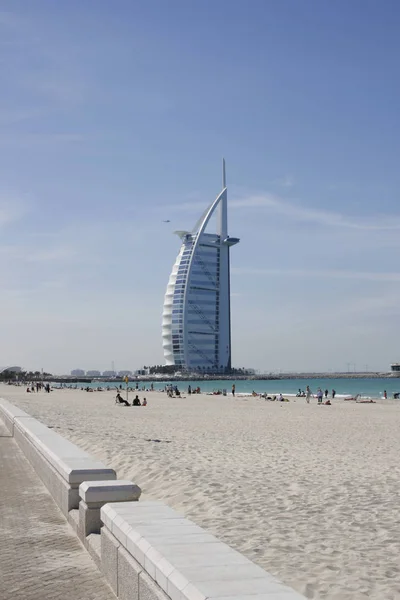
[162,161,239,373]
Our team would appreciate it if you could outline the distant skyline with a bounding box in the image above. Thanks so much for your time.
[1,1,400,373]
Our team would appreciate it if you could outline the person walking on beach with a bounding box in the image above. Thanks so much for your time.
[317,388,323,404]
[332,389,336,399]
[384,390,387,399]
[232,384,235,397]
[324,389,328,398]
[306,385,312,403]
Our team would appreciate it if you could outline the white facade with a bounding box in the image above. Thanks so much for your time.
[162,161,239,372]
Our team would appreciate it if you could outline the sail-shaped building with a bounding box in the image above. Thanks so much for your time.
[162,161,239,373]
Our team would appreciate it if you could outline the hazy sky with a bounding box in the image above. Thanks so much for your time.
[1,0,400,374]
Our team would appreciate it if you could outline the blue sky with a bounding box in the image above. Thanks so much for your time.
[1,0,400,373]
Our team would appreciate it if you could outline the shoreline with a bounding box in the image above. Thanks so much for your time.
[3,372,396,386]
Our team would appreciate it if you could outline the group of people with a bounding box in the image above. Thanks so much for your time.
[302,386,336,404]
[187,385,201,395]
[115,393,147,407]
[27,382,51,393]
[166,385,183,398]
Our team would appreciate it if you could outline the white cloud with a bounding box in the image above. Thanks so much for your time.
[274,174,295,188]
[165,190,400,232]
[230,194,400,230]
[232,267,400,282]
[0,196,29,227]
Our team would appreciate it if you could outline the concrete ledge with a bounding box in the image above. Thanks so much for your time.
[101,526,120,595]
[68,508,79,534]
[80,480,141,504]
[79,479,142,540]
[0,399,116,516]
[13,416,115,484]
[0,398,31,434]
[100,501,306,600]
[87,533,102,570]
[117,546,143,600]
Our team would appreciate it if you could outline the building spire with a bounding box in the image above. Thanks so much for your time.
[220,158,228,239]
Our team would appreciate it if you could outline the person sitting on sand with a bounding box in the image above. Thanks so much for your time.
[116,392,130,406]
[324,399,331,405]
[132,395,141,406]
[142,398,147,406]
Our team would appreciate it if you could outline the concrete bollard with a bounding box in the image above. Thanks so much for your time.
[78,480,141,542]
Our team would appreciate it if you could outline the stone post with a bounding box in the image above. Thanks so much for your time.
[78,480,141,542]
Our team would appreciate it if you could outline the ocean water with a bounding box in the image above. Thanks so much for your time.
[63,377,400,399]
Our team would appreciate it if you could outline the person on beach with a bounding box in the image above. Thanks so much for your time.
[332,389,336,399]
[317,388,323,404]
[383,390,387,399]
[116,392,130,406]
[306,386,312,403]
[324,389,328,398]
[232,384,235,397]
[142,398,147,406]
[132,395,141,406]
[188,385,192,395]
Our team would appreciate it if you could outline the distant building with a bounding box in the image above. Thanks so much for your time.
[71,369,85,377]
[86,370,101,377]
[118,370,132,377]
[391,364,400,375]
[162,160,239,373]
[102,370,117,377]
[0,366,22,375]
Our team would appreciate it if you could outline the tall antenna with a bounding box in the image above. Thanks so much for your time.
[219,158,228,239]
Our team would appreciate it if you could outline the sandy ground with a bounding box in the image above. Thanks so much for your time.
[2,383,400,600]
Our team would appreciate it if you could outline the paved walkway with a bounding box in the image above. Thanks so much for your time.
[0,419,115,600]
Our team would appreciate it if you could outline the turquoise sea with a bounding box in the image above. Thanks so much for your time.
[62,378,400,399]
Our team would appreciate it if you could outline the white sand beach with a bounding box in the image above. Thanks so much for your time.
[3,383,400,600]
